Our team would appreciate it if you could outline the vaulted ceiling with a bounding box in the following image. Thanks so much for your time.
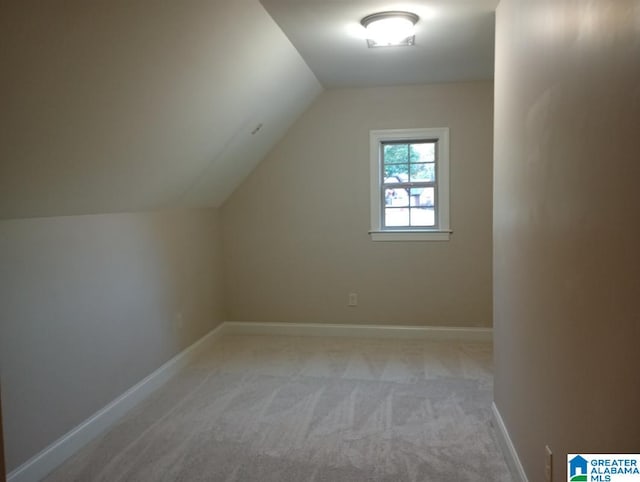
[0,1,496,220]
[0,1,321,219]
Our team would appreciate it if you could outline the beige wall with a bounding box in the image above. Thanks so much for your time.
[0,208,224,472]
[493,1,640,481]
[222,83,494,326]
[0,387,5,482]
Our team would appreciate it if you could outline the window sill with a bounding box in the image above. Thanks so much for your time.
[369,230,452,242]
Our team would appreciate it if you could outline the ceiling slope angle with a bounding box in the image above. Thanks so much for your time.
[0,1,322,220]
[260,0,499,87]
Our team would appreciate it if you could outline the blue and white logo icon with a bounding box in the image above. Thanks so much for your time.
[569,455,589,481]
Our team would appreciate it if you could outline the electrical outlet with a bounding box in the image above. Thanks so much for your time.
[545,445,553,482]
[348,293,358,306]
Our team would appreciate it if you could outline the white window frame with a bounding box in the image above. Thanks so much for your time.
[369,127,451,241]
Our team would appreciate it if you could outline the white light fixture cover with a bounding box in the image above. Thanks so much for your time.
[361,11,419,48]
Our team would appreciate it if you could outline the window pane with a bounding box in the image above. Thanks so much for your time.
[383,144,408,164]
[384,208,410,227]
[385,188,409,207]
[409,142,435,163]
[409,187,434,207]
[409,163,435,182]
[384,163,409,182]
[410,207,436,227]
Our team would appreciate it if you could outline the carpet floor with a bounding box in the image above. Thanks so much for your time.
[44,334,514,482]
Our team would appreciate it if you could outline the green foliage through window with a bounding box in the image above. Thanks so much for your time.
[381,141,437,228]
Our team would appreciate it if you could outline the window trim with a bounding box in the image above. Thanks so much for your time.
[369,127,451,242]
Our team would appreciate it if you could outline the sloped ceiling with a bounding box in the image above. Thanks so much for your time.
[1,1,499,220]
[0,1,322,219]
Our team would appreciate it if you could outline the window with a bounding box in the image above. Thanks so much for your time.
[369,128,450,241]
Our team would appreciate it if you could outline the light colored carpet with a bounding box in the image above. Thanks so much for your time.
[45,335,513,482]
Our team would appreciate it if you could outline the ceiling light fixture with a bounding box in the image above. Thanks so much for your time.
[360,11,419,48]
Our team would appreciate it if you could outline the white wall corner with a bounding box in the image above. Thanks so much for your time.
[7,323,227,482]
[491,401,529,482]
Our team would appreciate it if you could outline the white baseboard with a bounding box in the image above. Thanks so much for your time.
[223,321,493,343]
[7,323,226,482]
[492,402,528,482]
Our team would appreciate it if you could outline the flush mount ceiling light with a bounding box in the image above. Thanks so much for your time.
[360,11,419,48]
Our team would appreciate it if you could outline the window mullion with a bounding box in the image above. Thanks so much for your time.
[382,182,434,190]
